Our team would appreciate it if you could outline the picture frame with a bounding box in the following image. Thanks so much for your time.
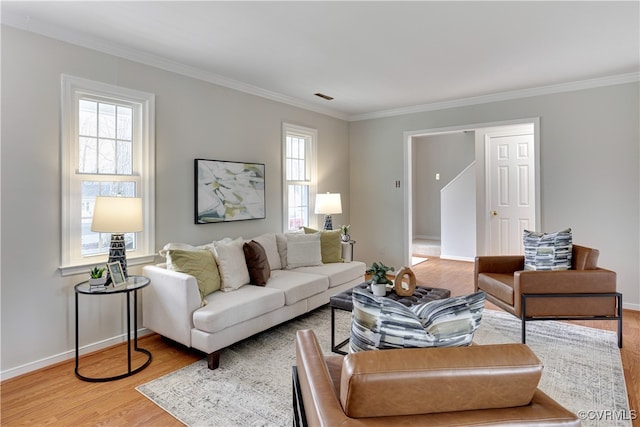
[195,158,266,224]
[107,261,127,287]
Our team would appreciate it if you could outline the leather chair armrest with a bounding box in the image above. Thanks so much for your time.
[516,268,617,294]
[340,344,542,418]
[475,256,524,274]
[295,330,349,426]
[475,256,524,291]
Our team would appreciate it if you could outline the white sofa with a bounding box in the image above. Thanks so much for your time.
[142,232,366,369]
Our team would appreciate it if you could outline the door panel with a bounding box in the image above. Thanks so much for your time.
[488,133,535,255]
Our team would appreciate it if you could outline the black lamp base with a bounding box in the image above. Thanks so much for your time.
[106,233,128,282]
[322,215,333,231]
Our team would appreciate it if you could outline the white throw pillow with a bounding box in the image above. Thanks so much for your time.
[253,233,282,270]
[214,237,250,292]
[159,242,197,258]
[286,233,322,269]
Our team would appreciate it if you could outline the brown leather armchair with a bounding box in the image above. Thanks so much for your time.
[292,329,580,426]
[475,244,622,347]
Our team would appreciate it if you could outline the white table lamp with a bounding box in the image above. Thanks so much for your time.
[315,193,342,230]
[91,196,143,280]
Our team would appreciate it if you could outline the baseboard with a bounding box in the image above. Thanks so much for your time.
[439,254,474,262]
[0,328,153,381]
[413,235,441,241]
[623,302,640,311]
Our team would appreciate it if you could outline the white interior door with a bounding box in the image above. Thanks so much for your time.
[487,132,535,255]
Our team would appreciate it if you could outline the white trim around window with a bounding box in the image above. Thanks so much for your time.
[59,75,156,276]
[282,123,318,232]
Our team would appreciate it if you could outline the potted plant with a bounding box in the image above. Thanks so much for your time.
[366,261,394,296]
[89,265,107,287]
[339,224,351,242]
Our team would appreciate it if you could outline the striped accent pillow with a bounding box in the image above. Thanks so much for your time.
[350,289,485,352]
[523,228,572,271]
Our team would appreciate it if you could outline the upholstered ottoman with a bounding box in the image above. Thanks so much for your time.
[329,282,451,354]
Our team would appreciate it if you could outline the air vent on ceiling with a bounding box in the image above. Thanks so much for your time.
[314,93,334,101]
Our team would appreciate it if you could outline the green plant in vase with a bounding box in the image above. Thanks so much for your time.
[89,265,107,286]
[339,224,351,242]
[366,261,394,296]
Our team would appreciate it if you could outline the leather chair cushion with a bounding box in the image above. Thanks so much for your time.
[340,343,543,418]
[477,273,514,305]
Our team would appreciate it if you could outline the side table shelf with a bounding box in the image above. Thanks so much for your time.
[74,275,152,382]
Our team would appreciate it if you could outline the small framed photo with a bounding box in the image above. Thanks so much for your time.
[107,262,126,286]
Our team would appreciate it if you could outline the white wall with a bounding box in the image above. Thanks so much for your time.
[441,163,476,261]
[412,132,475,239]
[0,27,350,377]
[350,82,640,310]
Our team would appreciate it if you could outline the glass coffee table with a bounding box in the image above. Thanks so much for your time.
[329,282,451,354]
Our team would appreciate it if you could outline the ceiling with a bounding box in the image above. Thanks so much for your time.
[2,1,639,120]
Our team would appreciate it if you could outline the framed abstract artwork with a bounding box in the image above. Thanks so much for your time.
[195,158,266,224]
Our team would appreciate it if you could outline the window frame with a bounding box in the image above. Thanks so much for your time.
[59,75,155,276]
[282,123,318,232]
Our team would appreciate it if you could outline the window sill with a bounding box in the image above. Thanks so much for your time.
[59,254,157,277]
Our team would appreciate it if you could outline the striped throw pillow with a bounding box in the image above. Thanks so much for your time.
[523,228,572,271]
[350,288,485,352]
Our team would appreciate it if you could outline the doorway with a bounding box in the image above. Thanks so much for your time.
[403,118,540,267]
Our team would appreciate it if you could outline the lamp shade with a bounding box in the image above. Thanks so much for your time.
[91,196,143,233]
[315,193,342,215]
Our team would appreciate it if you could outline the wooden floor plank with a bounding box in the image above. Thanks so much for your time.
[1,257,638,426]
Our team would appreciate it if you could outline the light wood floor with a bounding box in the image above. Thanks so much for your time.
[2,257,638,426]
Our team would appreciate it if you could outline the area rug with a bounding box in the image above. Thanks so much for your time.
[136,306,630,427]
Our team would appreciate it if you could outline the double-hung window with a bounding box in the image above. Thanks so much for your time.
[283,123,317,232]
[60,75,155,275]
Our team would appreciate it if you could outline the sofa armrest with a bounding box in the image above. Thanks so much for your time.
[142,265,201,347]
[516,268,617,295]
[340,344,542,418]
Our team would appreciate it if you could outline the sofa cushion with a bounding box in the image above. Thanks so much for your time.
[523,228,572,271]
[193,285,285,333]
[303,227,343,263]
[286,233,323,269]
[166,249,221,302]
[266,270,329,305]
[243,240,271,286]
[253,233,282,270]
[214,237,250,292]
[294,261,366,288]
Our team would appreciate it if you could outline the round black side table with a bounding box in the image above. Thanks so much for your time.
[74,275,152,382]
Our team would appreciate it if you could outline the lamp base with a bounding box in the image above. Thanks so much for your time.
[107,233,129,282]
[322,215,333,231]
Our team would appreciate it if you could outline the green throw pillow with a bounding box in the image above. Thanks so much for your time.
[303,227,343,263]
[166,249,221,302]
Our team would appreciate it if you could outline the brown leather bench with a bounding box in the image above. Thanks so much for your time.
[293,329,580,426]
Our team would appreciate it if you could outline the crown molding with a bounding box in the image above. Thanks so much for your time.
[1,14,350,121]
[348,72,640,122]
[3,13,637,124]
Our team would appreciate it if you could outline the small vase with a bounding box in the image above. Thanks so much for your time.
[89,277,107,286]
[341,233,350,242]
[371,281,387,297]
